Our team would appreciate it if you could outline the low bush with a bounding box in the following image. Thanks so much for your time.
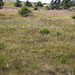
[46,5,50,10]
[18,6,31,17]
[39,28,50,34]
[33,7,38,10]
[14,0,22,7]
[24,0,32,7]
[37,1,43,7]
[71,15,75,19]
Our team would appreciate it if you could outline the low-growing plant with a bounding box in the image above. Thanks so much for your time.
[46,5,50,10]
[73,67,75,72]
[18,6,31,17]
[0,41,4,50]
[39,28,50,34]
[0,56,6,70]
[60,56,67,63]
[71,15,75,19]
[56,32,62,37]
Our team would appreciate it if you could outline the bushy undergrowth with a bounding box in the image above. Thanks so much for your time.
[18,6,31,17]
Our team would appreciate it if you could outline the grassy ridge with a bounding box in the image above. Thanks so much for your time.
[0,8,75,75]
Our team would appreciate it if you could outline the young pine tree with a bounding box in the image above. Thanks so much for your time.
[0,0,4,9]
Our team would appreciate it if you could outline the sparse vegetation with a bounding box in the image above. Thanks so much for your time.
[0,2,75,75]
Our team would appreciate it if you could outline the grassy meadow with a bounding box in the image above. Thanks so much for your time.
[0,2,75,75]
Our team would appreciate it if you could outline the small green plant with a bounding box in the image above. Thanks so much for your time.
[60,56,67,63]
[0,41,4,50]
[39,28,50,34]
[18,6,31,17]
[71,15,75,19]
[56,32,62,37]
[33,6,38,10]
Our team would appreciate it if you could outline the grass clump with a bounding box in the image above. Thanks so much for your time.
[18,6,31,17]
[39,28,50,34]
[60,56,67,63]
[73,67,75,72]
[0,56,6,70]
[0,41,4,50]
[71,15,75,19]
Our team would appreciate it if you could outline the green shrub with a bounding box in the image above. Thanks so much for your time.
[34,7,38,10]
[18,6,31,17]
[60,56,67,63]
[14,0,22,7]
[46,5,50,10]
[39,28,50,34]
[0,0,4,8]
[0,41,4,50]
[71,15,75,19]
[50,5,61,9]
[37,1,43,7]
[24,0,32,7]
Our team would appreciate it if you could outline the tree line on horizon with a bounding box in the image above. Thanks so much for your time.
[0,0,75,9]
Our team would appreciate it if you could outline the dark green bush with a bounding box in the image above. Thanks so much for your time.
[18,6,31,17]
[50,5,61,9]
[34,7,38,10]
[39,28,50,34]
[14,0,22,7]
[37,1,43,7]
[24,0,32,7]
[0,0,4,9]
[60,56,67,63]
[71,15,75,19]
